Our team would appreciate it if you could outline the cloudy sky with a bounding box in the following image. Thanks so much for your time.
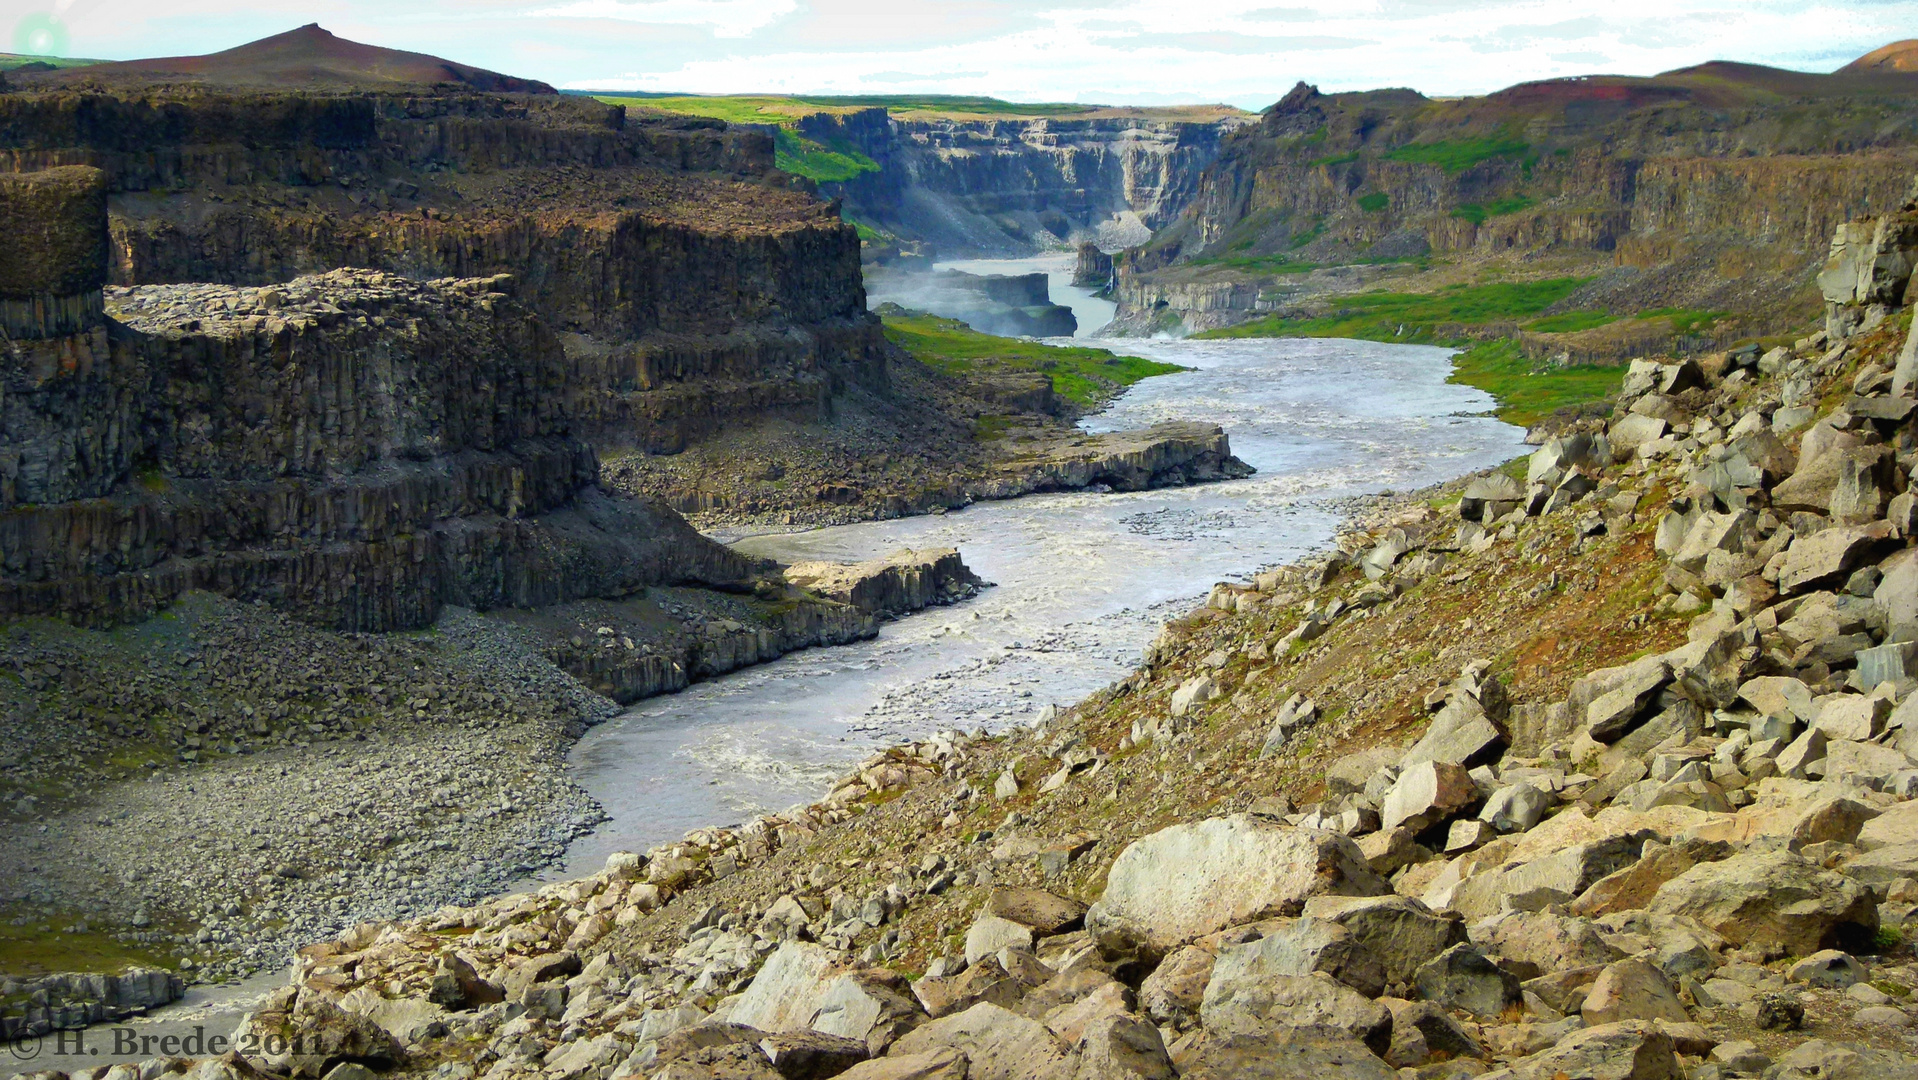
[7,0,1916,107]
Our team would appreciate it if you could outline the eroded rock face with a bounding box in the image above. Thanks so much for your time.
[0,270,757,630]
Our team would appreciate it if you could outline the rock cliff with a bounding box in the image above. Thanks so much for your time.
[1115,63,1918,338]
[800,108,1250,256]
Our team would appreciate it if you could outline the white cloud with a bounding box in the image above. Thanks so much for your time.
[527,0,796,37]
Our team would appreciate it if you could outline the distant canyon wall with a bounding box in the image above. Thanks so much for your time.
[800,108,1247,257]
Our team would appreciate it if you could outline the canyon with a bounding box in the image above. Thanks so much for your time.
[17,22,1918,1080]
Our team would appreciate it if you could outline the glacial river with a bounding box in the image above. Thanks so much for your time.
[544,261,1531,879]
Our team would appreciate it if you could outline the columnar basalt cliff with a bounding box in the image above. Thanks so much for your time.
[1114,64,1918,338]
[2,37,883,457]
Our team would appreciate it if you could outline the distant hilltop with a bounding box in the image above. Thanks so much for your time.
[4,23,555,93]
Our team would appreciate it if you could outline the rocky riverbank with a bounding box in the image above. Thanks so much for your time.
[42,188,1918,1080]
[0,546,984,1008]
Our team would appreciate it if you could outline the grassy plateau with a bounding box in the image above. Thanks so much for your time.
[880,310,1185,411]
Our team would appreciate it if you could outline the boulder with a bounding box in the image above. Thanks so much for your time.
[757,1031,869,1080]
[1413,944,1522,1018]
[812,971,928,1055]
[1199,968,1393,1056]
[1475,911,1624,980]
[1140,945,1214,1027]
[731,943,843,1033]
[1585,659,1671,742]
[1400,697,1505,769]
[1494,1021,1679,1080]
[1777,524,1890,595]
[986,889,1086,935]
[1086,817,1387,963]
[1648,851,1877,957]
[964,916,1034,966]
[1177,1032,1397,1080]
[1739,676,1818,724]
[1382,760,1478,832]
[1836,842,1918,889]
[1210,918,1385,997]
[1569,838,1732,918]
[890,1002,1073,1080]
[1876,548,1918,643]
[1581,959,1689,1025]
[238,988,405,1079]
[1300,894,1466,986]
[1074,1014,1175,1080]
[1766,1038,1918,1080]
[1813,694,1890,742]
[831,1049,968,1080]
[1383,998,1484,1064]
[1170,676,1220,717]
[1449,833,1647,922]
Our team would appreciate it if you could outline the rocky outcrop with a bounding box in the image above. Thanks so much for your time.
[0,266,757,631]
[1073,242,1114,289]
[986,422,1255,496]
[865,268,1076,337]
[0,969,183,1041]
[784,549,986,618]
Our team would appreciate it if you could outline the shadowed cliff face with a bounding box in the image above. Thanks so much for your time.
[0,269,761,631]
[0,86,882,453]
[802,108,1248,256]
[1118,67,1918,335]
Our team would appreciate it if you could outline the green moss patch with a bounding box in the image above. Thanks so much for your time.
[881,311,1184,411]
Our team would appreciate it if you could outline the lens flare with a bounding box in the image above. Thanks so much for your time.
[12,12,69,58]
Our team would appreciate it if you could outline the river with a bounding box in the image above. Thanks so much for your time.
[542,260,1529,880]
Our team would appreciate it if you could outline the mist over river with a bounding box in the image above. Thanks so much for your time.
[541,281,1530,878]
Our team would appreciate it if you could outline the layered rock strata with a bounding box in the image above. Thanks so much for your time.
[0,266,756,631]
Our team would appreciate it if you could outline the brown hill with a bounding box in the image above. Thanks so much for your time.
[16,23,554,93]
[1843,39,1918,74]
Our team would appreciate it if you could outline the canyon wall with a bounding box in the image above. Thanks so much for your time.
[800,108,1247,256]
[1116,71,1918,333]
[0,87,883,454]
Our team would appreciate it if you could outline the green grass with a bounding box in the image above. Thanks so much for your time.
[1451,195,1537,225]
[1526,310,1618,333]
[773,129,880,184]
[1189,253,1423,276]
[1196,278,1592,342]
[1447,339,1624,426]
[0,52,107,71]
[1308,152,1360,168]
[1384,135,1531,174]
[1357,193,1390,213]
[880,311,1185,412]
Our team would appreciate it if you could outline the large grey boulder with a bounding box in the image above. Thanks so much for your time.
[1488,1021,1680,1080]
[1581,959,1689,1025]
[1207,918,1385,997]
[1177,1032,1397,1080]
[1086,817,1387,963]
[730,942,843,1033]
[1301,894,1467,986]
[1199,968,1393,1056]
[1073,1014,1175,1080]
[890,1002,1073,1080]
[1450,833,1647,922]
[1777,523,1892,595]
[986,888,1086,935]
[1648,851,1878,957]
[811,971,928,1055]
[1139,945,1214,1027]
[1766,1037,1918,1080]
[1399,695,1505,769]
[1382,760,1477,832]
[1474,911,1624,980]
[832,1050,968,1080]
[1413,943,1522,1018]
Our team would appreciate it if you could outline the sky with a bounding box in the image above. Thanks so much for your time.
[5,0,1916,108]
